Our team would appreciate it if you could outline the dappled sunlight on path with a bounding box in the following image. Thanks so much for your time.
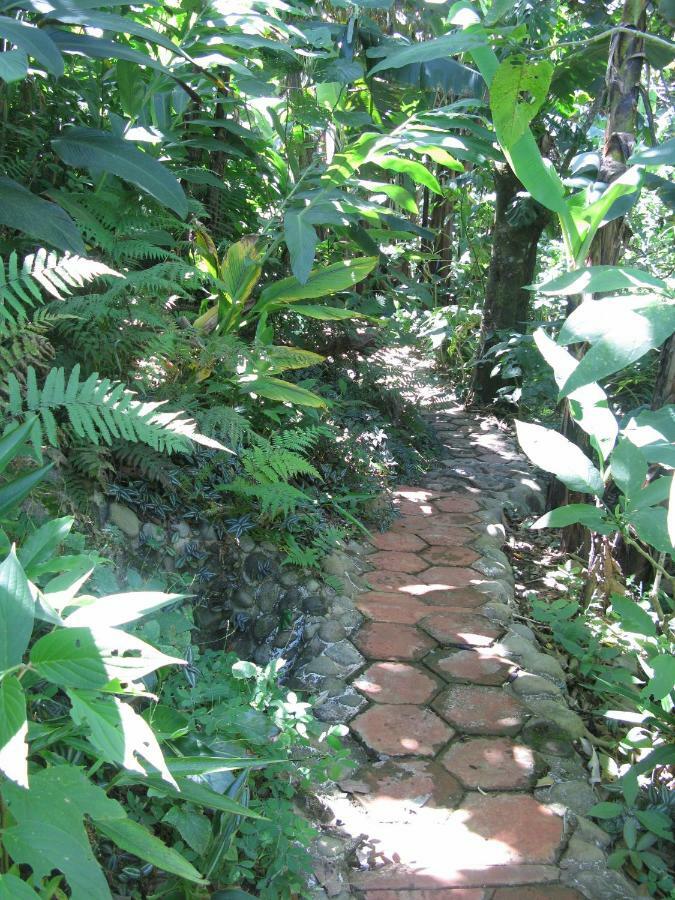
[312,366,588,898]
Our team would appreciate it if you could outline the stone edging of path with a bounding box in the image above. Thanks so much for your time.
[306,404,638,900]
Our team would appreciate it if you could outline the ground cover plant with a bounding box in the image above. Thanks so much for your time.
[0,0,673,895]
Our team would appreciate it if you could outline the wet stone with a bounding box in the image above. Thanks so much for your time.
[353,758,464,820]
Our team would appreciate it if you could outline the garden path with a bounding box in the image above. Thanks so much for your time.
[311,353,618,899]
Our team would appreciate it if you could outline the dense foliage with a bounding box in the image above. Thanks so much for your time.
[0,0,673,896]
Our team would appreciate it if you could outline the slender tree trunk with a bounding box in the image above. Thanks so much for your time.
[470,164,549,403]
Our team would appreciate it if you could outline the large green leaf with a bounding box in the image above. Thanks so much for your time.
[559,296,675,396]
[284,209,318,285]
[2,766,121,899]
[624,407,675,468]
[0,49,28,83]
[48,30,171,74]
[610,438,647,500]
[0,416,38,475]
[643,655,675,701]
[0,16,63,76]
[30,626,184,688]
[96,817,206,883]
[627,507,675,556]
[18,516,73,575]
[515,420,604,496]
[120,773,265,818]
[0,874,39,898]
[629,137,675,166]
[291,304,367,321]
[237,375,326,408]
[0,177,84,254]
[369,31,487,76]
[52,128,187,217]
[531,503,613,532]
[0,676,28,787]
[535,265,668,296]
[0,549,34,669]
[64,591,186,628]
[0,463,54,518]
[68,690,176,785]
[611,595,656,638]
[490,57,553,148]
[534,329,617,460]
[257,257,377,309]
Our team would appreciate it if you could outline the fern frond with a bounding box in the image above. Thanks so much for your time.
[6,364,228,455]
[69,441,114,483]
[112,440,180,487]
[242,444,320,484]
[196,405,251,448]
[0,250,122,337]
[222,478,310,520]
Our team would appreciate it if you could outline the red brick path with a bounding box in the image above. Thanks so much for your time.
[341,485,582,898]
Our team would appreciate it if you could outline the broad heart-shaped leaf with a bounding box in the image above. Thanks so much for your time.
[2,765,205,896]
[0,676,28,787]
[52,128,187,218]
[0,49,27,82]
[610,595,656,638]
[515,421,604,496]
[559,297,675,396]
[0,874,39,898]
[0,549,35,669]
[284,209,318,284]
[162,806,211,855]
[257,257,377,310]
[2,765,122,899]
[531,503,613,533]
[629,137,675,166]
[534,265,668,296]
[0,177,84,254]
[64,591,186,628]
[534,329,617,460]
[368,30,487,76]
[68,690,176,786]
[0,16,63,76]
[490,57,553,148]
[236,375,326,408]
[30,626,185,688]
[610,438,647,501]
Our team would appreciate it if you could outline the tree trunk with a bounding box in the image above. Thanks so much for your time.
[470,164,549,403]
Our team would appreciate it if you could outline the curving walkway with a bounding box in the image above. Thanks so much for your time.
[310,388,632,899]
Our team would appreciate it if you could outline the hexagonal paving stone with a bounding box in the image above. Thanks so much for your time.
[368,551,429,574]
[492,886,584,900]
[353,621,437,661]
[425,647,515,685]
[433,494,481,514]
[393,487,439,502]
[422,545,480,567]
[421,588,489,608]
[413,526,475,547]
[351,704,454,757]
[419,566,479,589]
[352,758,464,820]
[370,532,427,553]
[432,684,528,735]
[420,611,504,648]
[354,662,441,704]
[366,570,423,592]
[393,499,435,517]
[459,792,564,864]
[440,737,540,790]
[357,592,434,625]
[399,512,478,529]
